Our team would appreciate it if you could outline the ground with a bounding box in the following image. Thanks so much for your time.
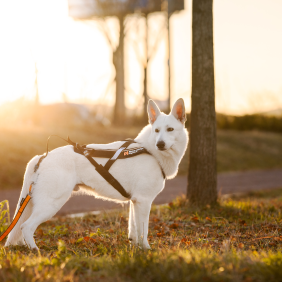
[1,188,282,281]
[1,124,282,281]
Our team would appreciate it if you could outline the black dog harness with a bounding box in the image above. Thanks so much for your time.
[43,136,165,199]
[66,137,165,199]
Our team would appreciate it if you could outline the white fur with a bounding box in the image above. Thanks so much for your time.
[5,99,188,250]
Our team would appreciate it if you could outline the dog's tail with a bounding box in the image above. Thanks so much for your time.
[4,155,41,247]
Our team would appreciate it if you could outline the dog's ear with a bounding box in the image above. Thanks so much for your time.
[171,98,186,124]
[147,100,161,124]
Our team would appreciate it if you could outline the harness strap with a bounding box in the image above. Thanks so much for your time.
[69,137,132,199]
[69,137,166,179]
[46,136,165,198]
[84,146,150,159]
[85,154,131,198]
[104,140,135,171]
[0,184,33,243]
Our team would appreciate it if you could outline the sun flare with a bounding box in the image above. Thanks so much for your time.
[0,0,282,115]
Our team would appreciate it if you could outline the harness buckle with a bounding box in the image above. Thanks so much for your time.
[84,150,90,157]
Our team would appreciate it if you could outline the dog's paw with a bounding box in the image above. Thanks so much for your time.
[128,237,138,246]
[30,245,39,252]
[142,241,151,250]
[128,231,137,243]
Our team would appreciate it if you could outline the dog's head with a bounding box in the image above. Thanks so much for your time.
[148,99,187,152]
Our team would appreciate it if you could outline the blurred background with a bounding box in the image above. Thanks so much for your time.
[0,0,282,191]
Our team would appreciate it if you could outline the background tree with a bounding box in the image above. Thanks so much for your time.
[187,0,217,206]
[95,16,128,125]
[128,14,167,122]
[113,16,125,125]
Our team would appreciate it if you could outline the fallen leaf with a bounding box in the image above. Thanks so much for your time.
[84,236,90,242]
[191,216,199,223]
[169,223,179,229]
[37,229,44,237]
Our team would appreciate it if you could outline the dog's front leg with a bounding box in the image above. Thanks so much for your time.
[128,200,138,244]
[131,198,151,249]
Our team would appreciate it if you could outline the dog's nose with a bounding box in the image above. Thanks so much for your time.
[157,141,165,150]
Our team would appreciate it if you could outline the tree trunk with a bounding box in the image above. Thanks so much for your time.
[187,0,217,206]
[113,16,125,125]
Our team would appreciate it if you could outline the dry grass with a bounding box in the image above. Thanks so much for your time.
[1,188,282,281]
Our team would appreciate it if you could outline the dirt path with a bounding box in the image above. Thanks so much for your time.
[1,169,282,216]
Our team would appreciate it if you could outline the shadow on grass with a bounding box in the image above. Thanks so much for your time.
[163,188,282,224]
[230,187,282,200]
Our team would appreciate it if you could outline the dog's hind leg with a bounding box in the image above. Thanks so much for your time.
[20,192,71,250]
[132,198,151,249]
[5,155,41,247]
[5,201,33,247]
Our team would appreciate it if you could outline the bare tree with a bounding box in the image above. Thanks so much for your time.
[95,16,126,125]
[113,16,125,124]
[127,13,167,122]
[187,0,217,206]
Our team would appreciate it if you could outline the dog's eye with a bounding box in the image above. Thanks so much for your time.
[155,129,159,133]
[167,127,174,132]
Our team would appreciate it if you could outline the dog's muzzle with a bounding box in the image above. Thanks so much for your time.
[157,141,166,151]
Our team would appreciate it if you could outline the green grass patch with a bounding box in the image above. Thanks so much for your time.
[0,200,10,234]
[1,188,282,281]
[0,124,282,190]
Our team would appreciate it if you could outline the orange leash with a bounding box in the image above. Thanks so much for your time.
[0,184,32,242]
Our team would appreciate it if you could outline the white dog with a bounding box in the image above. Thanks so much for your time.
[5,99,188,250]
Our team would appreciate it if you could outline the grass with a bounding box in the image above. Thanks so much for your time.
[0,124,282,190]
[1,188,282,281]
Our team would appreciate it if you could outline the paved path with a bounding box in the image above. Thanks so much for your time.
[1,169,282,216]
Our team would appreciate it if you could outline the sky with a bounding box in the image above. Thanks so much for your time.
[0,0,281,115]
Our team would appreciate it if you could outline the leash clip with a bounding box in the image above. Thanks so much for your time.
[28,182,34,196]
[20,197,26,206]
